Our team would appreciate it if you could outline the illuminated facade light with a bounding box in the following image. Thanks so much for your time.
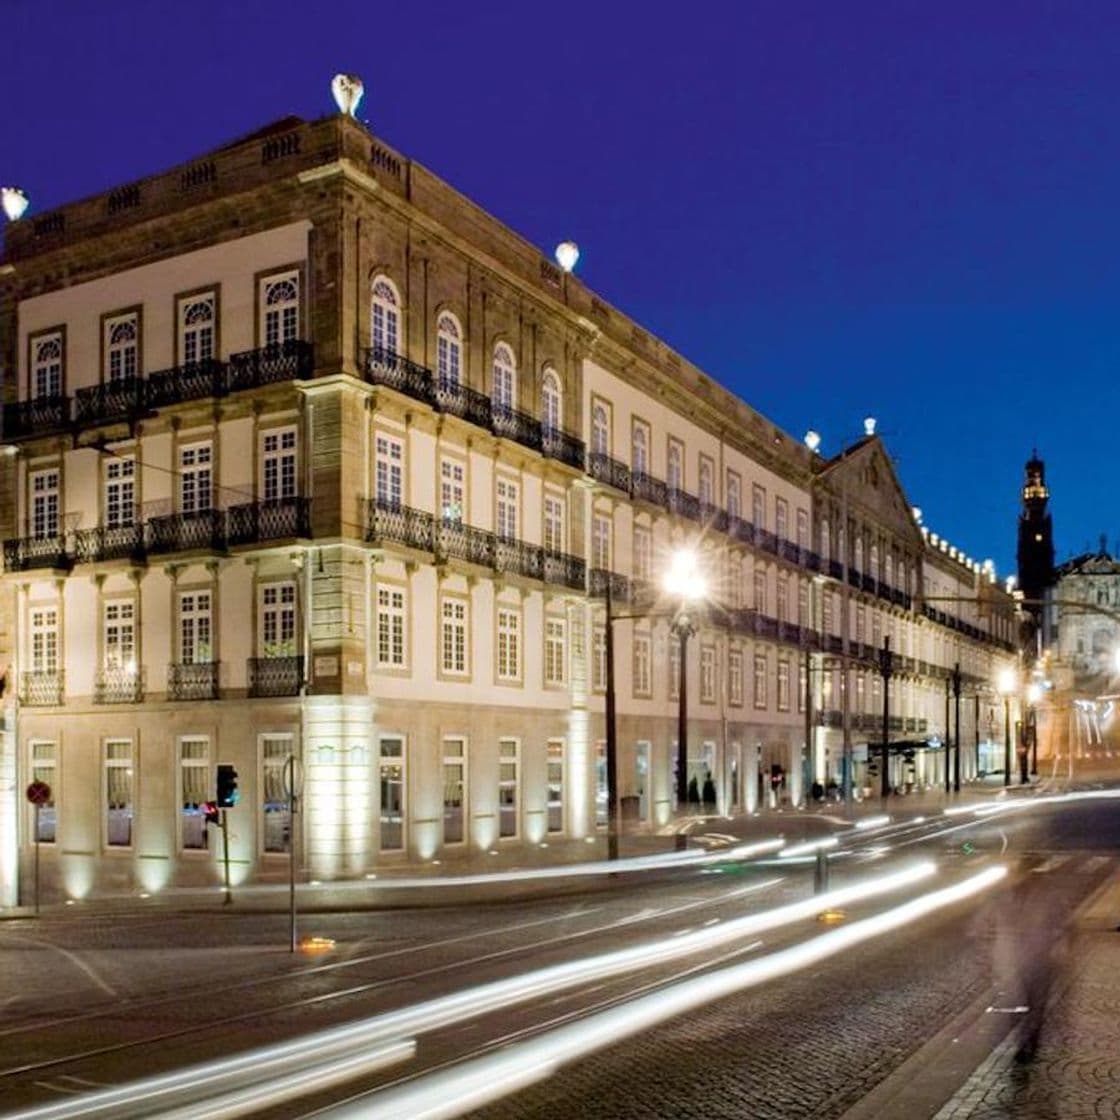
[330,74,365,117]
[863,416,877,436]
[1,187,29,221]
[554,241,580,273]
[804,430,821,453]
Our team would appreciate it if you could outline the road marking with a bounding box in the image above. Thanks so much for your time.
[0,934,118,998]
[985,1005,1029,1014]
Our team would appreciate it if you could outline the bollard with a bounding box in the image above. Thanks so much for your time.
[814,847,830,894]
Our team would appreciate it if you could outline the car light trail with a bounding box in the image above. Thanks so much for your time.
[853,815,891,831]
[778,837,839,859]
[324,865,1007,1120]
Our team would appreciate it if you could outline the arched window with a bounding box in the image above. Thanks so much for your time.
[541,368,561,435]
[870,543,879,581]
[437,312,462,389]
[262,273,299,347]
[699,459,713,506]
[591,403,610,456]
[105,316,138,382]
[631,423,648,475]
[820,519,830,563]
[492,343,516,412]
[371,277,400,357]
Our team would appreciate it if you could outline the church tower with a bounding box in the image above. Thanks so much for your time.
[1016,450,1055,643]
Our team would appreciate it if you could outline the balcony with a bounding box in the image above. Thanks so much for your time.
[756,528,778,554]
[667,488,701,522]
[587,452,631,493]
[861,573,876,594]
[168,661,220,701]
[2,396,70,440]
[435,377,492,430]
[365,500,435,551]
[248,655,304,698]
[228,340,314,392]
[3,534,70,572]
[363,345,434,404]
[541,427,585,471]
[147,509,226,555]
[74,376,146,428]
[20,670,63,706]
[227,497,311,545]
[700,502,728,532]
[802,549,822,573]
[542,550,586,590]
[779,539,800,564]
[146,359,226,408]
[435,520,493,567]
[588,568,631,602]
[493,535,543,581]
[827,559,843,581]
[73,521,145,564]
[492,405,543,453]
[728,516,755,546]
[95,666,144,704]
[631,471,668,509]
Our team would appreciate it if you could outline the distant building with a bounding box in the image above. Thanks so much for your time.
[1050,540,1120,677]
[1016,451,1055,651]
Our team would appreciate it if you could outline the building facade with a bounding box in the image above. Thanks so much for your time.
[0,107,1018,905]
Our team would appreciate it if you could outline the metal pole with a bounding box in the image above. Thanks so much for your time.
[974,693,980,779]
[879,636,891,800]
[953,664,962,793]
[221,809,232,905]
[1003,697,1012,788]
[605,581,619,861]
[1030,707,1038,776]
[944,676,951,794]
[804,648,813,804]
[287,758,297,951]
[676,620,689,849]
[1019,718,1029,785]
[34,805,40,917]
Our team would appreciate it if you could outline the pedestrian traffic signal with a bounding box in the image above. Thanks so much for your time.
[202,801,220,825]
[216,765,240,808]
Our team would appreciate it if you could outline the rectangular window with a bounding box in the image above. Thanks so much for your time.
[104,313,138,383]
[669,637,681,700]
[441,597,468,676]
[798,661,807,713]
[443,738,466,845]
[633,525,652,581]
[379,736,405,852]
[440,458,465,524]
[261,271,300,347]
[29,607,58,674]
[105,739,133,848]
[496,477,519,541]
[726,471,741,520]
[633,632,652,697]
[377,585,407,668]
[823,591,834,634]
[776,574,788,623]
[753,653,768,709]
[179,737,210,851]
[262,427,298,502]
[667,439,684,491]
[30,469,59,539]
[179,293,215,366]
[543,493,565,553]
[727,555,742,609]
[545,617,566,685]
[30,741,56,843]
[698,456,714,505]
[375,434,404,510]
[798,581,809,627]
[753,570,767,615]
[775,497,789,541]
[796,508,809,549]
[32,333,63,398]
[547,740,564,833]
[497,607,521,681]
[180,442,213,514]
[856,605,866,643]
[103,600,136,670]
[591,513,611,570]
[104,456,135,529]
[592,625,606,691]
[777,660,791,711]
[631,420,650,475]
[179,590,213,664]
[700,644,716,703]
[499,739,519,839]
[262,735,295,855]
[260,582,297,656]
[752,484,766,530]
[728,649,744,706]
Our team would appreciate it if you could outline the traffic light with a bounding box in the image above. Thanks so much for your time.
[216,765,240,808]
[202,801,220,825]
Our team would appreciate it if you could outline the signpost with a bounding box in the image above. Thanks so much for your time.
[26,780,50,915]
[283,756,304,952]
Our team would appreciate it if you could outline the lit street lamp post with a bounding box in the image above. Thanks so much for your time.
[878,636,892,799]
[604,579,620,861]
[952,662,962,793]
[998,666,1016,788]
[1025,681,1041,782]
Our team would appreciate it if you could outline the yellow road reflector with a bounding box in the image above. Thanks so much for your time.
[300,936,337,953]
[816,908,847,924]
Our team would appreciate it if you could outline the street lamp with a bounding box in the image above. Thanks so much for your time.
[877,636,892,799]
[664,548,706,836]
[997,666,1017,788]
[951,662,963,793]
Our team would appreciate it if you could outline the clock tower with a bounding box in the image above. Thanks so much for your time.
[1016,450,1055,647]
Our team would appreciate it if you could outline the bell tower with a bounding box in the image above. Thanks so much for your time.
[1016,450,1055,645]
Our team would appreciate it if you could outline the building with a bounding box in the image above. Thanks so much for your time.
[0,92,1019,905]
[1049,541,1120,677]
[1016,450,1055,650]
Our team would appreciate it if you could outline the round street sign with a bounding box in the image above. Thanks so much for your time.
[26,780,51,806]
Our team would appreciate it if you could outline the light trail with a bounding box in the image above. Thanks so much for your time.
[322,865,1007,1120]
[777,837,839,859]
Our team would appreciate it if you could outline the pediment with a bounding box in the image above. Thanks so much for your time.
[818,437,923,547]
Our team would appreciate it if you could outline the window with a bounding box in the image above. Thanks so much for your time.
[728,649,744,706]
[543,494,565,554]
[441,597,468,675]
[727,472,742,520]
[753,653,768,709]
[105,314,138,382]
[592,625,606,692]
[378,737,405,851]
[103,600,136,670]
[855,605,866,643]
[592,513,611,570]
[820,518,831,564]
[667,439,683,491]
[823,590,833,633]
[262,427,297,503]
[870,543,880,580]
[30,742,56,843]
[752,484,766,530]
[798,661,807,712]
[29,607,58,674]
[179,294,215,366]
[545,617,566,685]
[777,660,791,711]
[440,458,465,524]
[262,272,300,347]
[798,581,809,627]
[105,739,134,848]
[698,457,714,506]
[371,277,400,355]
[104,457,135,529]
[373,433,404,510]
[32,333,63,397]
[753,570,767,614]
[262,735,296,854]
[775,497,788,541]
[541,368,561,434]
[796,509,809,549]
[377,586,407,668]
[179,590,212,664]
[260,582,297,656]
[632,421,650,475]
[547,740,564,833]
[776,574,788,622]
[727,554,742,609]
[700,645,716,703]
[442,738,466,845]
[669,638,681,700]
[496,477,518,541]
[30,469,59,539]
[499,739,519,839]
[179,442,213,514]
[179,737,210,851]
[497,607,521,680]
[633,525,652,581]
[855,537,864,574]
[633,632,652,696]
[437,312,462,388]
[492,343,516,412]
[591,402,610,456]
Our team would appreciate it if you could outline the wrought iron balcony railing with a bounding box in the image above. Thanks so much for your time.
[363,345,435,403]
[95,666,145,704]
[728,516,755,546]
[20,670,63,706]
[756,528,779,554]
[827,559,843,580]
[700,502,728,532]
[667,488,701,522]
[542,550,587,591]
[2,396,70,440]
[248,655,304,698]
[168,661,220,701]
[588,568,631,602]
[631,471,668,509]
[3,534,70,571]
[492,405,542,453]
[435,377,492,429]
[493,535,543,581]
[145,359,227,408]
[541,427,586,471]
[227,497,310,545]
[435,519,494,567]
[779,539,801,564]
[74,376,145,427]
[365,499,436,551]
[147,509,226,555]
[228,340,314,392]
[72,521,144,564]
[587,452,631,493]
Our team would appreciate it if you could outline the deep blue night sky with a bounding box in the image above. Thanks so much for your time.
[4,1,1120,576]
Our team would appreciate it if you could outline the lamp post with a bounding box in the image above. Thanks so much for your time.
[877,636,892,799]
[604,579,620,861]
[952,662,962,793]
[997,666,1016,788]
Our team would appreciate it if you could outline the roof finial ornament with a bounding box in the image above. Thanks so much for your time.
[331,74,365,117]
